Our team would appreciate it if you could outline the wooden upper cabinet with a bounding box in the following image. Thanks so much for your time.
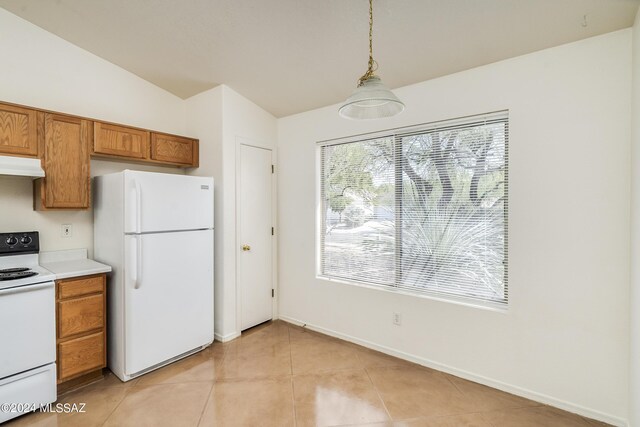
[36,113,91,209]
[93,122,149,160]
[150,133,198,167]
[92,125,198,167]
[0,99,199,175]
[0,103,38,157]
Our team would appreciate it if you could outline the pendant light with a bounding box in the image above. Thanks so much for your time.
[339,0,405,120]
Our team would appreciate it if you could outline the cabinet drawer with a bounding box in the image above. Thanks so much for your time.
[58,275,104,299]
[94,122,149,159]
[57,332,105,381]
[150,133,197,166]
[58,294,104,339]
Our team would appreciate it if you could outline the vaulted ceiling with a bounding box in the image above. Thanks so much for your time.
[1,0,638,117]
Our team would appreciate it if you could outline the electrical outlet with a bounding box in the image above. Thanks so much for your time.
[61,224,72,238]
[393,312,402,326]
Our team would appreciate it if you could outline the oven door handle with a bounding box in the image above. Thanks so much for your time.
[0,281,54,296]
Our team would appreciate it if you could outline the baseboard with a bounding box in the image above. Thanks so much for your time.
[278,315,627,427]
[214,331,241,342]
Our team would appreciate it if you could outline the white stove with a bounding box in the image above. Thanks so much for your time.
[0,231,57,423]
[0,255,55,289]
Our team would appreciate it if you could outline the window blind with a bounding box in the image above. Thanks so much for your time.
[319,111,508,305]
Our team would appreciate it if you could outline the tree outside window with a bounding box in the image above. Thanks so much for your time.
[320,113,508,305]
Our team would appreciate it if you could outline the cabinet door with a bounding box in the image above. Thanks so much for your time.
[57,332,105,381]
[150,132,198,166]
[0,103,38,157]
[40,113,91,209]
[93,122,149,159]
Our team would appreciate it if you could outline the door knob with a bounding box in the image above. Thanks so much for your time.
[242,244,251,251]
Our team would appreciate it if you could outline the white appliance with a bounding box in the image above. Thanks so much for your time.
[0,231,56,424]
[93,170,214,382]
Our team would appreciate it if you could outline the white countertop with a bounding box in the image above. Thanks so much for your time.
[40,248,112,280]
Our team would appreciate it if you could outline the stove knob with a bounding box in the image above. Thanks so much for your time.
[6,236,18,246]
[20,236,32,245]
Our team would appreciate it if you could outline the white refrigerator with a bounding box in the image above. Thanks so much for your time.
[93,170,214,382]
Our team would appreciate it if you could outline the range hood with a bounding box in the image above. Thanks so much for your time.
[0,155,44,178]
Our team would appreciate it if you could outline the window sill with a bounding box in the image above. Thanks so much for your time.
[316,274,509,314]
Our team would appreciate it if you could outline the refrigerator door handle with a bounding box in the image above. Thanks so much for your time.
[130,236,137,289]
[130,235,142,290]
[136,235,143,289]
[134,180,142,233]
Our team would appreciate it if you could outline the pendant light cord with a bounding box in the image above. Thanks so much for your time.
[358,0,378,86]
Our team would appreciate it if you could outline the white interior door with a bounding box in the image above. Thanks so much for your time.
[239,144,273,331]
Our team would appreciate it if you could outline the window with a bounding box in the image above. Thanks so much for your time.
[319,112,508,305]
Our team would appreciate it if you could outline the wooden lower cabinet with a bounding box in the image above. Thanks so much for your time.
[58,332,105,380]
[58,294,104,339]
[56,274,106,394]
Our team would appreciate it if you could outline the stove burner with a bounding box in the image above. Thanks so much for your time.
[0,271,38,281]
[0,267,30,273]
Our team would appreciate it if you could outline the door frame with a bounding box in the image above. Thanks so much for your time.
[235,138,278,333]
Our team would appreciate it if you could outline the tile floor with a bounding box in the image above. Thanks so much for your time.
[6,320,609,427]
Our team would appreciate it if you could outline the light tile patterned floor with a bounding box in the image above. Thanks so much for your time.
[6,320,609,427]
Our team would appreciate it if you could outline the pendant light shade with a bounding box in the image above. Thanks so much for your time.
[339,76,404,120]
[339,0,404,120]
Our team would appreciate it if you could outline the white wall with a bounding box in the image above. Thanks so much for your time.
[185,86,224,338]
[277,30,631,425]
[630,8,640,427]
[186,85,277,340]
[0,9,188,254]
[0,10,185,132]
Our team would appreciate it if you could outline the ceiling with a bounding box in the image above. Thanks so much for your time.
[1,0,638,118]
